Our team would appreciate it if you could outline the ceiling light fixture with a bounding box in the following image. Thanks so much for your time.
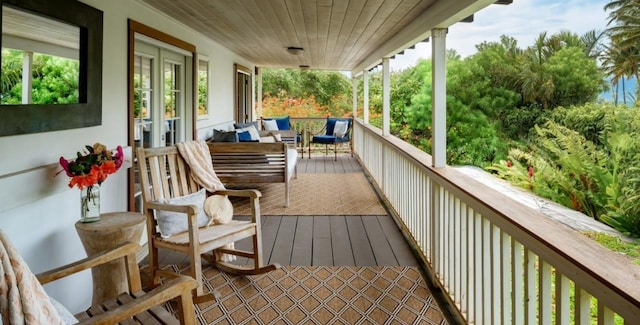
[299,65,310,70]
[287,46,304,55]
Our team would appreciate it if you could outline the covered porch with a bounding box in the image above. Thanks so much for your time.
[1,0,639,324]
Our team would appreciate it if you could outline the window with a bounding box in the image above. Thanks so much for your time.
[198,58,208,117]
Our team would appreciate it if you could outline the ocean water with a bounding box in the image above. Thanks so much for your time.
[600,77,638,104]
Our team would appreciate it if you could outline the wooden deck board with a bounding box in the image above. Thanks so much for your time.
[269,216,297,265]
[291,216,313,265]
[361,215,399,266]
[312,216,333,266]
[346,216,377,266]
[330,216,355,266]
[261,215,282,265]
[377,215,419,266]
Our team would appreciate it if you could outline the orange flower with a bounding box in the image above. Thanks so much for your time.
[58,142,123,190]
[69,174,98,190]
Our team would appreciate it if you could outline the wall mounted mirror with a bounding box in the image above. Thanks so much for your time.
[0,0,103,136]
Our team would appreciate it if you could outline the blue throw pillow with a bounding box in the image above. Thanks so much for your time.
[274,117,290,130]
[237,130,252,142]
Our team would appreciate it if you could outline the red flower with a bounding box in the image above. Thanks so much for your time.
[506,160,512,168]
[528,166,534,179]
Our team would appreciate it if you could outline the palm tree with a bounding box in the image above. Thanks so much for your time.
[604,0,640,102]
[602,42,629,105]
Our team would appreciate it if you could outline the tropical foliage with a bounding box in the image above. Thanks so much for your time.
[1,49,79,104]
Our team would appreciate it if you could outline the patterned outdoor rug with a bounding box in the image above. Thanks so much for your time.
[227,173,388,216]
[164,265,447,325]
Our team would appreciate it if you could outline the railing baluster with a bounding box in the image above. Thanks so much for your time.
[465,206,474,322]
[524,249,537,324]
[482,218,491,325]
[459,200,468,316]
[539,261,552,325]
[491,223,501,324]
[474,211,483,323]
[501,230,512,325]
[555,273,570,325]
[574,285,591,325]
[512,240,524,325]
[598,303,615,325]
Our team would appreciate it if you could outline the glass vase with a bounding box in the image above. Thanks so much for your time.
[80,185,100,223]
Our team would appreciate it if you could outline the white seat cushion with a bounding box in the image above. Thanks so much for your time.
[286,148,298,180]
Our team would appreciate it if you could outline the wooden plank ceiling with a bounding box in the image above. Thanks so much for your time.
[139,0,502,71]
[2,6,79,50]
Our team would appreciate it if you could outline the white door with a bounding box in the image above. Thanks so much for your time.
[132,40,189,212]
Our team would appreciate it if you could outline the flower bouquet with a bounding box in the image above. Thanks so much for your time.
[59,143,123,222]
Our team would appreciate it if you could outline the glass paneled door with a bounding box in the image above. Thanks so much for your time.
[132,40,188,212]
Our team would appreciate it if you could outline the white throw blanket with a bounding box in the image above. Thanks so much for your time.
[176,140,226,193]
[176,140,235,262]
[0,230,65,325]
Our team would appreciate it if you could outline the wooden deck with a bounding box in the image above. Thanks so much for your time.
[156,152,419,268]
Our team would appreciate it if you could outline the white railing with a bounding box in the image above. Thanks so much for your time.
[354,120,640,325]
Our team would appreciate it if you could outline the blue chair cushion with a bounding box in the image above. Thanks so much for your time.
[312,134,350,144]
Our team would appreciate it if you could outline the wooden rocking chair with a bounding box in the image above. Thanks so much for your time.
[136,145,279,303]
[0,228,196,325]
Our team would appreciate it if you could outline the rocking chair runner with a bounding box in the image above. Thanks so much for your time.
[135,145,279,304]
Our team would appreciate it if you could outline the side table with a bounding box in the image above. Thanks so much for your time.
[75,211,146,305]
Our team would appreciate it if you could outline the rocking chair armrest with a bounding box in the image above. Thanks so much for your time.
[146,201,199,215]
[215,189,262,198]
[76,276,198,325]
[36,242,140,285]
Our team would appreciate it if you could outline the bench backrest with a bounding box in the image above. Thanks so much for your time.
[208,142,287,184]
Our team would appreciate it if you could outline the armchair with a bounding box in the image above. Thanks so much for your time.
[0,229,197,325]
[308,117,354,160]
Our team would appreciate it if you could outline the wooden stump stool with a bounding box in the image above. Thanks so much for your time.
[75,212,146,305]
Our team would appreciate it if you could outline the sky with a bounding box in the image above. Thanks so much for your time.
[390,0,612,71]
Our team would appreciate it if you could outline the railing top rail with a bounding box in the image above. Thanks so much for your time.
[354,119,640,315]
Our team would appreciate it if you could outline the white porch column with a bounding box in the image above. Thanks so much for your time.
[352,76,358,118]
[431,29,447,168]
[256,66,263,118]
[382,57,390,136]
[22,51,33,104]
[363,70,369,124]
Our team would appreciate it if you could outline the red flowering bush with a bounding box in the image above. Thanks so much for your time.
[58,143,123,190]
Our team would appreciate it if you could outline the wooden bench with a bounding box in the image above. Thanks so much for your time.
[208,142,298,207]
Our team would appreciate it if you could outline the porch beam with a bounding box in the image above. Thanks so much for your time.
[382,57,390,136]
[363,70,369,124]
[431,29,447,168]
